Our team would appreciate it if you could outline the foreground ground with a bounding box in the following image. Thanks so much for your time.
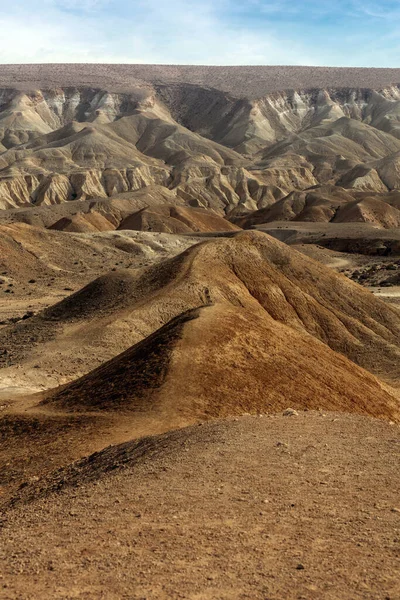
[1,412,399,600]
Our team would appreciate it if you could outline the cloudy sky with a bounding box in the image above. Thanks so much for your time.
[0,0,400,66]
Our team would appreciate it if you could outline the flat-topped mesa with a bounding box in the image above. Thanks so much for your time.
[2,64,400,97]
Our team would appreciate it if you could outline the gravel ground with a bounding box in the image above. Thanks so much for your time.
[1,411,399,600]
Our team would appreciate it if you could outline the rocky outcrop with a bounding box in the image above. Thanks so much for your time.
[0,166,171,209]
[0,162,278,216]
[0,174,40,209]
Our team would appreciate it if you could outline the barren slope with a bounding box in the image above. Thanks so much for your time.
[233,188,400,229]
[118,205,240,234]
[2,66,400,600]
[44,301,399,422]
[1,230,400,393]
[1,230,399,500]
[0,220,202,329]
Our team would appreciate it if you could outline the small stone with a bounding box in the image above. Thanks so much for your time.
[296,563,305,570]
[283,408,298,417]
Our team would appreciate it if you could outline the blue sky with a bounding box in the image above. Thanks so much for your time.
[0,0,400,66]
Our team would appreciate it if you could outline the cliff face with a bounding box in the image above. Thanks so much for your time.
[2,76,400,212]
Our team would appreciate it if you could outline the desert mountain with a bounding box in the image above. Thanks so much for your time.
[3,65,400,224]
[2,65,400,600]
[117,205,240,234]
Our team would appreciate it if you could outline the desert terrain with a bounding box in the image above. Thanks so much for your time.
[0,65,399,599]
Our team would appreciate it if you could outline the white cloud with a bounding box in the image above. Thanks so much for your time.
[0,0,399,66]
[0,12,104,63]
[0,0,316,65]
[349,0,400,20]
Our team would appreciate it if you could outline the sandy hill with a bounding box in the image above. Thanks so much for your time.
[232,187,400,229]
[1,231,399,394]
[1,229,400,519]
[2,227,399,386]
[0,185,185,229]
[333,196,400,228]
[118,205,240,234]
[3,231,386,421]
[44,301,398,422]
[231,186,356,226]
[49,211,116,233]
[2,412,399,600]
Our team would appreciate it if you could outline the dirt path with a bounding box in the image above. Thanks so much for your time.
[372,285,400,306]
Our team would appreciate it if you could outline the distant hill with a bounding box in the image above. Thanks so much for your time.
[3,64,400,218]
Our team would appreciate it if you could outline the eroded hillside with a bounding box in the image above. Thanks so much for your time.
[1,65,400,226]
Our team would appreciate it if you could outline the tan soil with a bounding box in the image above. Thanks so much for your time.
[1,230,399,398]
[1,412,399,600]
[118,205,241,234]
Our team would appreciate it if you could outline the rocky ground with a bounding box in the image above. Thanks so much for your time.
[294,244,400,305]
[2,63,400,96]
[1,412,399,600]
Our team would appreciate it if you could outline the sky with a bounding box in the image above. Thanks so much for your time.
[0,0,400,66]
